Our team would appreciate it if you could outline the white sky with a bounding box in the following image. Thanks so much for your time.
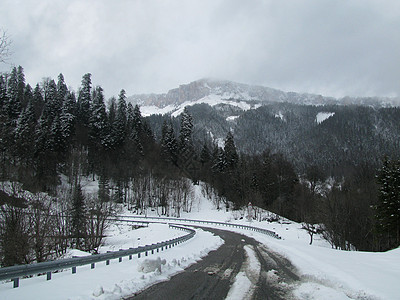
[1,0,399,99]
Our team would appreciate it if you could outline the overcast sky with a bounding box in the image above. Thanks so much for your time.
[1,0,399,99]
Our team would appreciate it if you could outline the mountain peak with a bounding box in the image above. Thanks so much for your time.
[128,79,400,115]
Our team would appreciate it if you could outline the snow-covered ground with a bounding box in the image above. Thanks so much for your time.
[1,183,399,299]
[139,93,260,117]
[0,223,223,300]
[316,112,335,124]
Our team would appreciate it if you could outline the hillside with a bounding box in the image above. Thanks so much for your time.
[145,102,400,175]
[132,79,400,175]
[128,79,400,116]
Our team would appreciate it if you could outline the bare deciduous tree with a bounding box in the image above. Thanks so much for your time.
[0,29,12,63]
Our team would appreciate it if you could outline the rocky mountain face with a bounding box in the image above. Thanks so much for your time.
[128,78,399,110]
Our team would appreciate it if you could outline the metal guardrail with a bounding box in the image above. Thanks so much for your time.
[118,215,282,240]
[0,224,195,288]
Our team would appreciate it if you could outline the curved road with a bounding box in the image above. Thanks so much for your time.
[126,226,300,300]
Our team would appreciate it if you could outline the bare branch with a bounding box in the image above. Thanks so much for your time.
[0,29,12,64]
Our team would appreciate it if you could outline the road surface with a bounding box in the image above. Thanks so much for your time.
[126,226,300,300]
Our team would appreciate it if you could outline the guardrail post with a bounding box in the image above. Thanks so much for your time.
[119,257,122,262]
[47,272,52,280]
[106,260,110,265]
[138,253,141,258]
[91,263,95,269]
[129,255,132,260]
[72,266,77,274]
[13,278,19,288]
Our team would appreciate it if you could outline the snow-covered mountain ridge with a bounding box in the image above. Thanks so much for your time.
[128,78,400,116]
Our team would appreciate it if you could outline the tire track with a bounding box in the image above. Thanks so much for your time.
[126,227,300,300]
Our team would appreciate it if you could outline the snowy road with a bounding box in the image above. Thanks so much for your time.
[127,226,299,300]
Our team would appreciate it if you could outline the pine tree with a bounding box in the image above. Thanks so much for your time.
[32,84,44,120]
[43,79,60,123]
[0,75,6,112]
[77,73,92,125]
[161,120,178,166]
[200,143,211,166]
[6,66,21,124]
[23,84,33,111]
[0,75,7,159]
[15,99,36,164]
[132,104,143,134]
[141,119,155,155]
[60,91,76,146]
[212,146,227,174]
[56,73,68,107]
[178,107,194,153]
[376,157,400,249]
[34,111,59,191]
[107,97,117,125]
[49,115,65,154]
[89,86,109,148]
[35,113,50,155]
[127,102,134,134]
[16,66,26,107]
[0,75,7,153]
[224,131,238,171]
[70,183,87,249]
[178,107,196,176]
[112,89,127,147]
[98,175,110,202]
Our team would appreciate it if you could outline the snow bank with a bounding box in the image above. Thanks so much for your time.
[222,222,400,300]
[0,224,223,300]
[226,245,260,300]
[137,257,166,273]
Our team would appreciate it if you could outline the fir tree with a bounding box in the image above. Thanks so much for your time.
[70,183,87,249]
[161,120,178,166]
[60,91,76,146]
[15,99,36,164]
[132,104,143,134]
[23,84,33,111]
[224,131,238,171]
[32,83,44,120]
[6,66,21,124]
[49,115,65,154]
[178,107,195,176]
[212,146,227,174]
[56,73,68,105]
[77,73,92,125]
[200,143,211,166]
[16,66,25,107]
[44,79,60,122]
[127,102,134,134]
[0,75,6,152]
[112,89,127,147]
[89,86,109,148]
[178,107,194,153]
[107,97,117,125]
[376,157,400,249]
[0,75,6,110]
